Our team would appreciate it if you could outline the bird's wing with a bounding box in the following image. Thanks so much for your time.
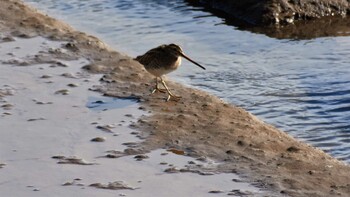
[135,45,165,66]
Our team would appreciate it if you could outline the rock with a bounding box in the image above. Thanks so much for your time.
[164,167,180,173]
[1,103,13,110]
[60,73,75,78]
[134,154,149,161]
[52,155,96,165]
[187,0,349,25]
[104,150,125,158]
[89,181,136,190]
[96,125,114,133]
[208,190,224,194]
[55,89,69,95]
[40,74,52,79]
[90,137,106,142]
[27,117,46,121]
[67,83,79,87]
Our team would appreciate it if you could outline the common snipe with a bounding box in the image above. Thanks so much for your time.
[135,44,205,101]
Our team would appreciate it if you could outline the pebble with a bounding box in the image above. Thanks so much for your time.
[52,155,96,165]
[61,73,75,78]
[124,148,143,155]
[96,125,114,133]
[122,142,139,148]
[105,150,124,158]
[134,154,149,161]
[27,118,46,121]
[208,190,224,194]
[55,89,70,95]
[167,148,185,155]
[40,74,52,79]
[89,181,135,190]
[164,167,180,173]
[1,103,13,110]
[2,36,15,42]
[67,83,79,87]
[229,189,253,196]
[90,137,106,142]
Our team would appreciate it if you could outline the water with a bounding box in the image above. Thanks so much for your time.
[25,0,350,162]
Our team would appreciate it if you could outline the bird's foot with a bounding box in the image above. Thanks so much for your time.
[151,87,167,94]
[166,94,182,102]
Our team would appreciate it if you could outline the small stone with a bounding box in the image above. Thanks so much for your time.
[2,36,15,42]
[55,89,69,95]
[91,137,106,142]
[164,167,180,173]
[134,154,149,161]
[67,83,79,87]
[62,182,74,186]
[1,103,13,110]
[52,156,96,165]
[40,75,52,79]
[61,73,75,78]
[27,118,46,121]
[208,190,223,194]
[56,62,68,67]
[122,142,138,148]
[96,125,115,133]
[124,148,143,155]
[308,170,315,175]
[237,140,245,146]
[287,146,300,152]
[226,150,234,154]
[89,181,135,190]
[199,171,215,176]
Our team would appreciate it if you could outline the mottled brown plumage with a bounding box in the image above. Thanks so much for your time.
[136,44,205,101]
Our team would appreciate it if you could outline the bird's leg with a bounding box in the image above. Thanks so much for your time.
[160,77,181,101]
[151,77,166,94]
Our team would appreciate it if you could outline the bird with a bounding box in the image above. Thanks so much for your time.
[135,43,205,101]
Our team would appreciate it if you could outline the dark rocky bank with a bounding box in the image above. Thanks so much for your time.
[187,0,349,25]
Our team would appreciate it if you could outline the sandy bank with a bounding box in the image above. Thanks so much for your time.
[1,0,349,196]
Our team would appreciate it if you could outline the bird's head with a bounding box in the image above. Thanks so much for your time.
[165,44,184,57]
[165,43,206,70]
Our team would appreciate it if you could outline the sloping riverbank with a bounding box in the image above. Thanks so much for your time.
[1,0,349,196]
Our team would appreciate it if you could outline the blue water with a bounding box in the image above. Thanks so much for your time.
[86,96,138,111]
[26,0,350,162]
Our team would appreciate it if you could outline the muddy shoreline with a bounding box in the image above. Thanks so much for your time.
[1,0,350,196]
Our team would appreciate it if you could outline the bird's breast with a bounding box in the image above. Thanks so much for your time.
[172,56,182,69]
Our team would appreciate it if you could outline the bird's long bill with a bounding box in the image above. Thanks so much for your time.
[180,52,206,70]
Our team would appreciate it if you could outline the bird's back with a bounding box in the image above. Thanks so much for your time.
[135,45,179,70]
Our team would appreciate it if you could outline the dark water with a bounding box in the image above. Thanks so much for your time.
[26,0,350,162]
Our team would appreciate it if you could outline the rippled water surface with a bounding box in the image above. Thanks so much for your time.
[26,0,350,162]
